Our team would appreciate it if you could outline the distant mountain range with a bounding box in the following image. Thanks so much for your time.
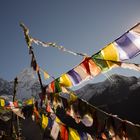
[0,68,140,123]
[0,78,13,95]
[76,74,140,124]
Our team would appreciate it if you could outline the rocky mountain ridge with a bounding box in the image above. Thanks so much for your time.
[76,74,140,123]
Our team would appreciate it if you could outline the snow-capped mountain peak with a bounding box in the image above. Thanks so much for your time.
[16,68,41,100]
[17,67,36,83]
[0,67,41,100]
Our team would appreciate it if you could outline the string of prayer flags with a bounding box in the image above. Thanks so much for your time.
[20,23,87,57]
[21,22,140,93]
[31,37,87,57]
[92,23,140,61]
[49,92,140,140]
[9,88,138,140]
[53,23,140,89]
[45,58,140,93]
[0,98,35,109]
[20,23,31,47]
[56,57,100,89]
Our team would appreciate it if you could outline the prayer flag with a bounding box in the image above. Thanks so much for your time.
[42,114,48,129]
[60,125,68,140]
[44,70,50,80]
[25,98,34,105]
[60,73,72,87]
[0,99,5,107]
[93,23,140,61]
[68,128,80,140]
[50,121,60,140]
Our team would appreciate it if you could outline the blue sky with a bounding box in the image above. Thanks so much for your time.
[0,0,140,87]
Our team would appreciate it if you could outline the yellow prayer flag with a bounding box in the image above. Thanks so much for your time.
[60,74,72,87]
[69,92,77,103]
[44,71,50,80]
[101,43,119,67]
[42,114,48,129]
[68,128,80,140]
[55,116,64,125]
[0,99,5,107]
[25,98,33,105]
[101,43,119,61]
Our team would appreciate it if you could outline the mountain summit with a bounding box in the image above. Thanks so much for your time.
[17,68,36,83]
[15,68,41,99]
[0,68,41,100]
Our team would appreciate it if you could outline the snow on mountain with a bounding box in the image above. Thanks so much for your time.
[0,78,13,95]
[76,74,140,123]
[0,68,41,100]
[0,78,13,100]
[76,74,139,104]
[16,68,41,100]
